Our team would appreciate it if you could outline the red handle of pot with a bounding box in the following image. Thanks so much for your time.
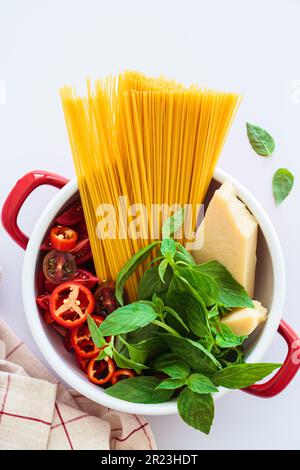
[1,170,68,250]
[243,320,300,398]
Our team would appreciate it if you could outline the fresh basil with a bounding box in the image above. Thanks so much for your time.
[176,267,220,306]
[161,334,221,376]
[174,243,196,265]
[186,373,218,394]
[246,122,275,156]
[112,348,148,373]
[99,302,157,336]
[155,378,185,390]
[116,241,159,305]
[195,261,253,308]
[212,362,281,389]
[120,336,166,365]
[106,376,174,404]
[158,259,169,283]
[167,276,210,338]
[215,323,247,349]
[161,238,176,259]
[87,314,107,348]
[162,208,185,239]
[177,388,214,434]
[138,264,173,300]
[272,168,294,205]
[151,353,190,378]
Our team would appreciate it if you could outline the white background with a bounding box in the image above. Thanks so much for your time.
[0,0,299,449]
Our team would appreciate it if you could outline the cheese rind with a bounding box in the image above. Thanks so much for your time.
[192,180,258,297]
[221,300,267,336]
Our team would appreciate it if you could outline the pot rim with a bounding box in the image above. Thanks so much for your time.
[22,167,286,415]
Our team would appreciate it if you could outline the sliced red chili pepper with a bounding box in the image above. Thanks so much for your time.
[76,355,90,373]
[71,315,104,359]
[87,356,115,385]
[49,282,94,329]
[42,310,55,325]
[56,202,84,226]
[70,238,92,265]
[111,369,136,385]
[50,226,78,252]
[36,294,50,311]
[94,281,119,317]
[51,323,67,337]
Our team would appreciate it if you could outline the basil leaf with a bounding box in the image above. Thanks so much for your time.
[208,305,219,320]
[215,323,247,349]
[177,388,214,434]
[106,376,174,404]
[177,267,219,306]
[112,348,148,373]
[213,363,281,389]
[246,122,275,156]
[138,264,173,300]
[158,259,169,283]
[167,276,210,338]
[174,243,196,265]
[162,208,185,239]
[99,302,157,336]
[160,334,221,376]
[87,315,107,348]
[161,238,176,259]
[195,261,253,308]
[186,373,218,394]
[116,241,159,305]
[120,336,167,365]
[272,168,294,205]
[155,378,185,390]
[151,353,190,379]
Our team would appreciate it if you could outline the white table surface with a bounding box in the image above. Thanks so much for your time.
[0,0,299,450]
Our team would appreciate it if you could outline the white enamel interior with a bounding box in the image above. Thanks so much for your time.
[22,167,285,415]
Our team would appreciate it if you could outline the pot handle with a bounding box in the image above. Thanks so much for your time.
[243,320,300,398]
[1,170,69,250]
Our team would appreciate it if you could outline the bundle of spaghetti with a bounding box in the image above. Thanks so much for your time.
[60,72,241,301]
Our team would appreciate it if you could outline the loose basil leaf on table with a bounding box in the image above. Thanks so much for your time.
[160,334,221,376]
[166,276,210,338]
[177,388,215,434]
[115,241,160,305]
[99,302,157,336]
[272,168,294,205]
[106,376,174,404]
[212,362,281,389]
[155,378,186,390]
[246,122,275,156]
[151,353,191,379]
[195,261,254,308]
[185,373,219,394]
[162,208,185,239]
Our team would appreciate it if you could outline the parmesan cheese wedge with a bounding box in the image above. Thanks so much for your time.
[192,180,258,297]
[221,300,267,336]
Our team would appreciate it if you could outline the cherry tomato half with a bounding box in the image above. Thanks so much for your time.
[49,282,94,329]
[94,281,119,317]
[56,202,84,226]
[87,356,115,385]
[111,369,136,385]
[36,294,50,310]
[50,226,78,252]
[70,238,92,265]
[43,250,76,284]
[71,315,104,359]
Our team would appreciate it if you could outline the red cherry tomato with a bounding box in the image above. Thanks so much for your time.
[87,356,115,385]
[94,281,119,317]
[49,282,94,329]
[36,294,50,310]
[56,202,84,226]
[50,226,78,252]
[43,250,76,284]
[111,369,136,385]
[70,238,92,265]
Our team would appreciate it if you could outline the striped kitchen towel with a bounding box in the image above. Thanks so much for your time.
[0,319,155,450]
